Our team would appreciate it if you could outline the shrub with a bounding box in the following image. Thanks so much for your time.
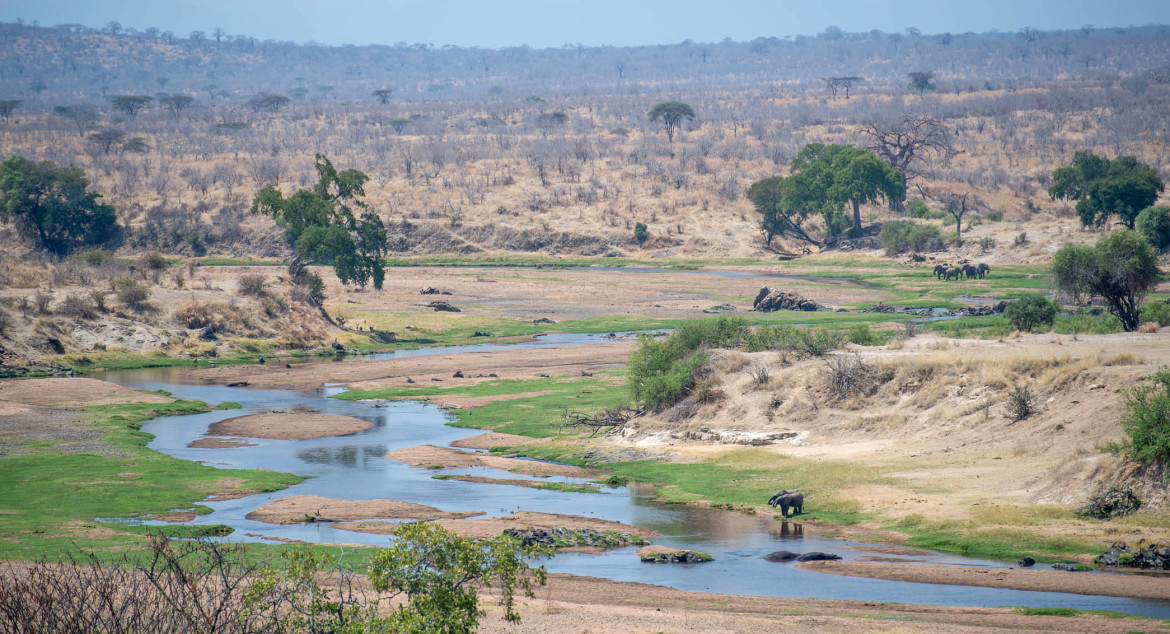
[1136,205,1170,251]
[1122,367,1170,463]
[32,291,53,315]
[0,309,11,336]
[237,274,267,297]
[174,301,214,329]
[72,248,115,266]
[879,220,944,255]
[1006,384,1035,421]
[906,200,946,220]
[1003,295,1058,332]
[846,324,883,346]
[1141,301,1170,327]
[140,252,169,271]
[57,293,98,320]
[633,222,648,246]
[294,272,326,306]
[979,236,995,251]
[114,278,151,312]
[89,290,108,313]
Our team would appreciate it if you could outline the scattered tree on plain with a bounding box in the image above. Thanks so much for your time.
[647,101,695,144]
[1048,151,1164,229]
[907,70,935,96]
[371,88,393,104]
[0,99,21,123]
[0,155,118,256]
[1051,230,1159,332]
[251,154,388,298]
[159,94,195,115]
[784,143,903,237]
[109,94,153,117]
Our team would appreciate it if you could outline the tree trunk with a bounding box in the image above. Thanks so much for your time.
[852,199,862,235]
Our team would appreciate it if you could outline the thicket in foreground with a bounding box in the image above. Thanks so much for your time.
[1123,367,1170,464]
[0,524,548,633]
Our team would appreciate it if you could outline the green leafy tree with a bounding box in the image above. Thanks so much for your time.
[386,117,412,133]
[634,221,648,246]
[1003,295,1058,332]
[746,176,816,246]
[647,101,695,143]
[0,155,118,256]
[1136,205,1170,251]
[1052,230,1159,332]
[1048,151,1164,228]
[1122,367,1170,463]
[109,94,153,117]
[784,143,903,237]
[247,93,290,112]
[251,154,388,297]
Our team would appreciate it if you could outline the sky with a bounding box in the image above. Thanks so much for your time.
[2,0,1169,49]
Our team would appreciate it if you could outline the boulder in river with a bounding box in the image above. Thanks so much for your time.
[753,286,821,312]
[1018,556,1036,567]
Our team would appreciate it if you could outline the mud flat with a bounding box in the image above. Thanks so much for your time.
[386,444,595,477]
[450,432,534,450]
[797,560,1170,601]
[244,494,483,525]
[0,377,173,408]
[336,510,658,541]
[205,412,373,440]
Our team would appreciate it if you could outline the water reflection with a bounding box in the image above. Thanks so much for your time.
[297,445,388,467]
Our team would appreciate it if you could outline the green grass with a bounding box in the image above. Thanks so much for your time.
[430,474,599,494]
[1010,607,1161,620]
[888,514,1102,561]
[0,393,304,560]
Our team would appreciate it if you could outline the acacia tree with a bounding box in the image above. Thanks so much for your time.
[647,101,695,144]
[0,100,22,123]
[861,114,954,210]
[785,144,903,237]
[159,94,195,115]
[1052,230,1159,332]
[0,155,118,256]
[371,88,393,105]
[109,94,153,117]
[907,71,935,96]
[1048,151,1164,229]
[53,105,99,137]
[746,176,818,247]
[251,154,388,297]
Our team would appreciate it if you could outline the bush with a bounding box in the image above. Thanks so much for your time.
[1003,295,1058,332]
[878,221,943,255]
[72,248,115,267]
[140,252,169,271]
[633,222,648,246]
[237,274,267,297]
[114,278,151,312]
[906,200,946,220]
[979,236,995,251]
[1136,205,1170,251]
[1006,384,1035,421]
[1141,301,1170,326]
[846,324,883,346]
[174,301,214,329]
[295,272,326,306]
[57,293,98,320]
[0,309,11,336]
[1122,367,1170,463]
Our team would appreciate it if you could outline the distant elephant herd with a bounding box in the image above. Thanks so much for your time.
[933,262,990,281]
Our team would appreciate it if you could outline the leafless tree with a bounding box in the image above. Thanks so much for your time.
[942,191,969,243]
[862,114,954,210]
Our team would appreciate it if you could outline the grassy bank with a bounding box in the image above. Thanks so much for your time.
[0,391,304,560]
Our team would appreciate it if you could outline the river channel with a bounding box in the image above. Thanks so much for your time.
[96,333,1170,617]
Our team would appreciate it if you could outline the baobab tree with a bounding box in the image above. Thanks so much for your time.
[861,114,954,210]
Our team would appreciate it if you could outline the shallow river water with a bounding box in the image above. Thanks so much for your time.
[96,334,1170,617]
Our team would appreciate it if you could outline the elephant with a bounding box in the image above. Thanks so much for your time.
[977,263,990,278]
[795,552,842,562]
[962,264,979,280]
[944,267,961,281]
[768,489,804,518]
[933,264,949,279]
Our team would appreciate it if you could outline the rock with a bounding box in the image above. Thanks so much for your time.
[796,552,841,562]
[638,545,711,564]
[703,303,739,314]
[1018,556,1036,567]
[430,378,442,382]
[764,550,801,562]
[199,325,218,341]
[472,331,490,337]
[1097,541,1170,569]
[753,286,822,312]
[420,287,451,295]
[226,381,249,388]
[453,370,464,378]
[406,377,415,384]
[427,301,460,312]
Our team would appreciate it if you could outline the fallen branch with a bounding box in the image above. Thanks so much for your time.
[560,407,641,436]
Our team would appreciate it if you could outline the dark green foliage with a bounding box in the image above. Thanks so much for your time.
[0,99,22,123]
[246,93,290,111]
[878,220,943,255]
[1051,230,1160,331]
[746,176,808,246]
[1122,367,1170,463]
[251,154,387,291]
[1006,384,1035,421]
[1136,205,1170,251]
[1048,151,1164,228]
[647,101,695,143]
[1141,300,1170,326]
[139,251,168,270]
[108,94,153,117]
[784,143,904,237]
[1003,295,1058,332]
[0,155,118,256]
[906,199,946,219]
[634,221,648,246]
[846,324,884,346]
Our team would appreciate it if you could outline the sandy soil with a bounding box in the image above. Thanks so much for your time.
[386,444,596,477]
[0,377,173,408]
[244,494,483,525]
[435,475,600,492]
[451,432,535,449]
[206,412,373,440]
[187,437,256,448]
[474,573,1155,634]
[336,510,659,540]
[797,560,1170,600]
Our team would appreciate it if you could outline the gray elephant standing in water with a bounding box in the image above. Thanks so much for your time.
[767,489,804,518]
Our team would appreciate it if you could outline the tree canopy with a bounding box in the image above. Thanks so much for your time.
[1048,151,1164,229]
[785,143,903,237]
[1052,230,1160,332]
[1137,205,1170,252]
[109,94,153,117]
[251,154,387,294]
[0,155,118,256]
[647,101,695,143]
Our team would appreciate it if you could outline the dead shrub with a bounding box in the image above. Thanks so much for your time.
[140,251,169,271]
[748,361,771,388]
[237,274,267,298]
[32,291,53,315]
[89,290,109,312]
[824,353,887,402]
[113,278,152,312]
[57,293,98,320]
[175,301,215,329]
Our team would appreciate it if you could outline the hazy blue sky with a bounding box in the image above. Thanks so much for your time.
[2,0,1169,48]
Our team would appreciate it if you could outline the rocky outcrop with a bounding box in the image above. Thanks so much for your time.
[753,287,822,312]
[427,301,460,312]
[862,301,1010,317]
[638,545,712,563]
[503,527,647,550]
[1097,541,1170,569]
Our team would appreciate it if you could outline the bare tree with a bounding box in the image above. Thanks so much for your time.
[942,191,969,243]
[371,88,392,105]
[862,114,954,210]
[821,76,863,100]
[907,70,935,97]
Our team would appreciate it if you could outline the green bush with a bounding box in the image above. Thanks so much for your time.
[846,324,883,346]
[634,222,648,246]
[140,252,169,271]
[1136,205,1170,251]
[1141,301,1170,326]
[1054,309,1123,335]
[979,236,995,251]
[1122,367,1170,463]
[906,200,947,220]
[114,278,151,312]
[1003,295,1058,332]
[878,220,944,255]
[72,248,115,266]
